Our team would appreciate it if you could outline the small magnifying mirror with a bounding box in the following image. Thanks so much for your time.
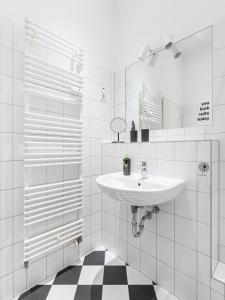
[110,117,127,143]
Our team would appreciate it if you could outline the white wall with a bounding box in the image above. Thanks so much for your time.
[114,0,225,69]
[102,141,221,300]
[0,13,114,299]
[0,0,114,69]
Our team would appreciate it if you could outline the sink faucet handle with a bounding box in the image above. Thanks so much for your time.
[137,160,148,169]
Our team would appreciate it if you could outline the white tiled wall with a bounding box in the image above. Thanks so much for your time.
[101,141,223,300]
[0,16,114,299]
[208,19,225,266]
[115,18,225,275]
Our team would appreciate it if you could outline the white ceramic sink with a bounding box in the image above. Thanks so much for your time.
[96,172,185,206]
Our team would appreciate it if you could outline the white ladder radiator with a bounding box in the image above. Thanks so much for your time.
[24,18,84,265]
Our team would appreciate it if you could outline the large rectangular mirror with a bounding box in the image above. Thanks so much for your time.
[125,26,213,131]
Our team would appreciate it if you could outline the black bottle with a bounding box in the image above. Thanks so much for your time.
[123,155,131,176]
[130,120,138,142]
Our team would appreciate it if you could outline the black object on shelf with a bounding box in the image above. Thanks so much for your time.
[141,129,149,142]
[130,120,138,142]
[123,156,131,176]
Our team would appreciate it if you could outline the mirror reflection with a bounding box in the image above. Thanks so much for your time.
[126,26,213,131]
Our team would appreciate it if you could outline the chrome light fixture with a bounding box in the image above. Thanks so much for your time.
[171,43,182,58]
[165,40,182,59]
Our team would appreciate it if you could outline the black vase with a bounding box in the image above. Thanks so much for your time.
[130,130,138,142]
[141,129,149,142]
[123,158,131,176]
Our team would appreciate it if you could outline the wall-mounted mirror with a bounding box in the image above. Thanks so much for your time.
[125,26,213,131]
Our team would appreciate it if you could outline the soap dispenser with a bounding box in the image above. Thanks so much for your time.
[130,120,138,142]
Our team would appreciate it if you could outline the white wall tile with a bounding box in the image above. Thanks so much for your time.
[13,161,24,188]
[175,243,196,279]
[0,45,12,76]
[91,193,101,214]
[0,218,13,248]
[105,212,116,234]
[0,190,12,219]
[197,283,210,300]
[13,268,26,297]
[198,192,210,224]
[0,273,13,300]
[157,235,174,266]
[128,225,141,249]
[198,222,210,255]
[80,235,91,257]
[13,106,24,134]
[0,104,12,133]
[175,141,196,161]
[214,19,225,50]
[157,261,174,293]
[13,215,24,243]
[0,245,13,277]
[197,252,210,286]
[128,244,140,270]
[214,48,225,77]
[206,105,225,134]
[47,249,63,277]
[27,258,46,288]
[211,290,224,300]
[116,202,127,221]
[214,76,225,105]
[13,24,25,53]
[175,270,196,300]
[175,216,196,249]
[197,141,210,162]
[157,142,174,160]
[91,211,102,232]
[13,51,24,79]
[13,242,24,271]
[91,230,102,250]
[0,74,12,104]
[141,251,156,282]
[116,237,127,262]
[156,160,174,177]
[157,211,174,240]
[175,190,196,220]
[13,78,24,107]
[0,17,13,48]
[0,133,12,161]
[141,230,156,257]
[105,232,116,253]
[116,218,127,241]
[175,161,197,191]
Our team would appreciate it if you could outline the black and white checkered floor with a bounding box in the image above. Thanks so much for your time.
[18,250,178,300]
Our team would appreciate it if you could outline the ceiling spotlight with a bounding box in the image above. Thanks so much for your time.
[171,43,182,59]
[138,44,152,60]
[165,41,173,50]
[165,41,182,59]
[162,33,174,50]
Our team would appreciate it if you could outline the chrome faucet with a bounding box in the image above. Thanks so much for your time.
[138,160,148,179]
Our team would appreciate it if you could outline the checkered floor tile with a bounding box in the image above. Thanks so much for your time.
[18,250,159,300]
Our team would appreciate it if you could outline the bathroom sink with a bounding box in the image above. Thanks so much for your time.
[96,172,185,206]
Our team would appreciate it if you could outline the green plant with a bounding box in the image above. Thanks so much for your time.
[123,155,129,169]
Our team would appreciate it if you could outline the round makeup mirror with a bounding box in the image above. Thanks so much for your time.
[110,117,127,143]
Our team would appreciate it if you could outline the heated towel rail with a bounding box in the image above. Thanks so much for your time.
[140,83,163,130]
[24,18,84,265]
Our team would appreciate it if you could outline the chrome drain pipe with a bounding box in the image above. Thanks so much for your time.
[131,205,160,238]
